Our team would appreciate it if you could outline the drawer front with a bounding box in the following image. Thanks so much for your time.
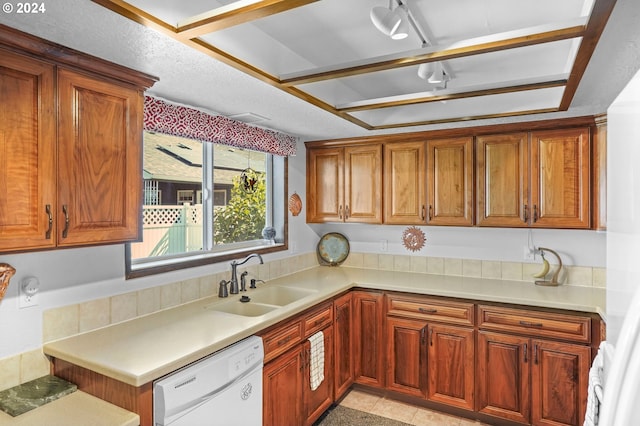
[262,320,303,363]
[387,294,474,326]
[477,305,591,343]
[304,303,334,337]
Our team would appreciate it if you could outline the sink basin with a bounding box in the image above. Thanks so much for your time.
[212,301,277,317]
[250,286,316,306]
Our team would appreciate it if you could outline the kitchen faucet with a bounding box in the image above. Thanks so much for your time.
[229,253,263,294]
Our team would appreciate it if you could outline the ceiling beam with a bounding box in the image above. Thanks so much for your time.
[337,77,569,112]
[365,108,560,130]
[175,0,320,39]
[559,0,618,110]
[279,20,587,86]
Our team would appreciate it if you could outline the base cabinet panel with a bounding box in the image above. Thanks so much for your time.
[386,317,427,398]
[427,324,475,410]
[531,340,590,426]
[333,293,354,400]
[304,326,334,425]
[477,331,531,424]
[353,290,385,387]
[263,346,304,426]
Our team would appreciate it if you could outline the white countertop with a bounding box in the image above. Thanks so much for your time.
[0,391,139,426]
[43,266,605,387]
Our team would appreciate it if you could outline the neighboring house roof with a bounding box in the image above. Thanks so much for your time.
[143,131,266,185]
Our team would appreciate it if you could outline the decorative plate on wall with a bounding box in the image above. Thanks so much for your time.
[288,192,302,216]
[402,226,426,252]
[317,232,350,266]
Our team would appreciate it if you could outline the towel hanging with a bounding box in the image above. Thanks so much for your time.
[308,331,325,391]
[584,341,606,426]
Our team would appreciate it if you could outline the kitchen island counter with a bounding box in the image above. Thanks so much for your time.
[43,266,605,387]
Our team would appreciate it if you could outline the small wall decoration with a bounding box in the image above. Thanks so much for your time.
[288,192,302,216]
[402,226,426,252]
[0,263,16,302]
[240,167,259,193]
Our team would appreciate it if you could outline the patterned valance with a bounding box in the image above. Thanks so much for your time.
[143,96,297,156]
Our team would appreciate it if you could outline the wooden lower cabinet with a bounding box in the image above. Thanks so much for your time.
[304,326,334,425]
[263,344,304,426]
[386,317,475,409]
[353,290,385,387]
[477,331,591,426]
[333,292,354,400]
[427,323,475,410]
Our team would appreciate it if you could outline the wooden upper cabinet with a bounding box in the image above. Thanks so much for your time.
[384,141,426,224]
[476,133,529,227]
[0,49,56,252]
[306,145,382,223]
[57,69,144,246]
[530,128,591,229]
[426,137,473,226]
[0,26,156,253]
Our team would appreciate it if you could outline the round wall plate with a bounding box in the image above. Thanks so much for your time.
[317,232,350,266]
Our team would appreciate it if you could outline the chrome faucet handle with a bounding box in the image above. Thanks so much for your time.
[218,280,229,298]
[240,271,249,292]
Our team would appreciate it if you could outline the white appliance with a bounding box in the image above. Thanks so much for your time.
[154,336,264,426]
[596,66,640,424]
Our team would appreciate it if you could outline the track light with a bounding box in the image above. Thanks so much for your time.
[370,1,408,40]
[427,62,445,84]
[417,63,432,80]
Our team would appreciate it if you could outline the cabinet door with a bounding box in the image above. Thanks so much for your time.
[306,147,344,222]
[57,69,143,246]
[477,331,531,424]
[304,326,334,426]
[531,340,590,426]
[426,137,473,226]
[386,317,427,398]
[333,293,354,400]
[476,133,529,227]
[384,141,426,224]
[344,145,382,223]
[353,291,385,387]
[263,346,304,426]
[0,49,56,252]
[427,324,474,410]
[530,128,590,228]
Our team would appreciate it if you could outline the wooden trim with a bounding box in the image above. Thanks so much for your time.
[559,0,618,110]
[53,358,153,426]
[305,116,597,147]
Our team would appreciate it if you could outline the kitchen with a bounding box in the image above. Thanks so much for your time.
[0,0,639,425]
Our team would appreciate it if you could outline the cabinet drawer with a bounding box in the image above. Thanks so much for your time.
[386,294,474,326]
[304,303,333,337]
[262,320,303,363]
[477,305,591,343]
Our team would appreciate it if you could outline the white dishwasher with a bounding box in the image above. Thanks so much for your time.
[154,336,264,426]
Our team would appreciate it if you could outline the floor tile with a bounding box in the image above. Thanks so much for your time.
[370,398,419,424]
[410,407,461,425]
[339,389,381,412]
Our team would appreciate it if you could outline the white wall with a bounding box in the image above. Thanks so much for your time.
[606,68,640,345]
[0,140,606,359]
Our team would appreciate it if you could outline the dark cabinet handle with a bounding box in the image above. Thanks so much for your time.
[524,343,528,363]
[428,205,433,221]
[421,327,426,345]
[519,320,543,327]
[534,344,539,364]
[62,204,69,238]
[277,335,292,346]
[338,205,343,220]
[533,205,538,222]
[429,328,434,347]
[523,204,529,223]
[421,205,426,221]
[345,205,350,220]
[45,204,53,239]
[419,307,437,314]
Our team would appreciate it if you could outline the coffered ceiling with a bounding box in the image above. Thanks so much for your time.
[93,0,616,130]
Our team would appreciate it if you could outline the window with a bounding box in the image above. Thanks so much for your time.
[126,131,287,278]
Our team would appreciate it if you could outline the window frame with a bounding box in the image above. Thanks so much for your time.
[125,141,288,280]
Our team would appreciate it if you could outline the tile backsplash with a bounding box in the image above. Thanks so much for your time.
[0,251,605,391]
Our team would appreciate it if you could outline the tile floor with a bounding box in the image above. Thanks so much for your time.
[339,389,491,426]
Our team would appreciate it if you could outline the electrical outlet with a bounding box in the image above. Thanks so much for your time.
[19,277,39,308]
[380,239,388,252]
[523,246,535,261]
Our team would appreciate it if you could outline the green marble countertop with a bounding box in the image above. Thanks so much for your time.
[0,376,76,417]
